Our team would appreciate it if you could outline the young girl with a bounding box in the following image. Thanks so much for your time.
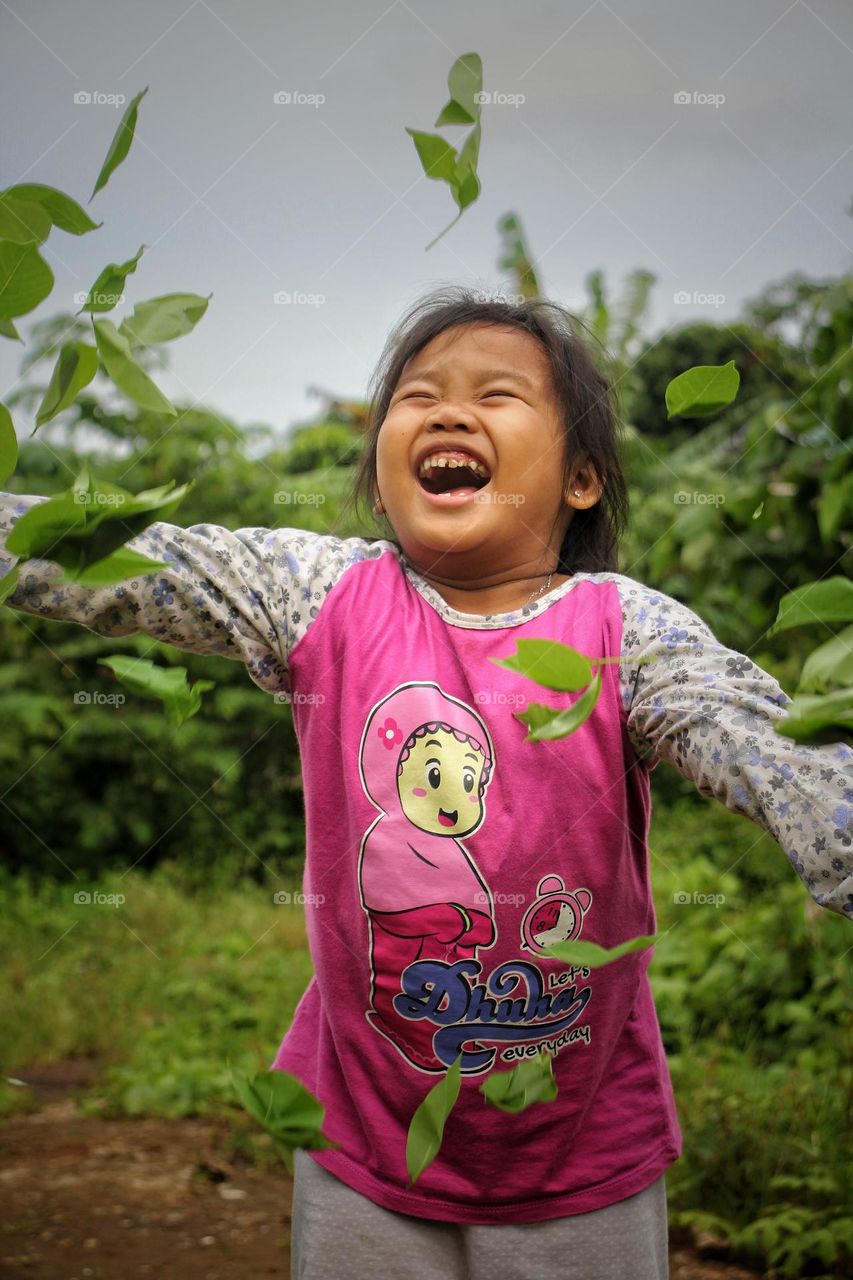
[2,289,850,1280]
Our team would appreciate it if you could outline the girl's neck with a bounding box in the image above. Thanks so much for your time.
[411,568,572,616]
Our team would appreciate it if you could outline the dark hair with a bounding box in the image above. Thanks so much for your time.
[339,286,630,574]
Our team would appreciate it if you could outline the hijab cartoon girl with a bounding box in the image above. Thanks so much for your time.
[358,682,497,1072]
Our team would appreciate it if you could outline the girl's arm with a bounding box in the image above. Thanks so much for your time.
[615,575,853,919]
[0,492,373,696]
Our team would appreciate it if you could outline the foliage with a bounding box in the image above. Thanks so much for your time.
[619,272,852,657]
[230,1067,337,1173]
[406,53,483,249]
[405,1055,462,1185]
[627,319,803,439]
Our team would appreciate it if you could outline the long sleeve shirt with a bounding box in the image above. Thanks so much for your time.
[2,491,851,1225]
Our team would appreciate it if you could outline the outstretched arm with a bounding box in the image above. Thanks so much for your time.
[616,576,853,919]
[1,492,372,697]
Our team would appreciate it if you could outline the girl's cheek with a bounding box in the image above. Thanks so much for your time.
[468,795,478,803]
[411,787,427,797]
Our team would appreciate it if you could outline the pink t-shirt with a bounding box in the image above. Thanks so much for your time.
[3,493,850,1223]
[270,549,680,1223]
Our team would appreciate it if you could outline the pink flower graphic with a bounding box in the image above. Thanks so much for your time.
[377,716,402,750]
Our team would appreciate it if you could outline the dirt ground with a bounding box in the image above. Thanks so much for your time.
[0,1062,764,1280]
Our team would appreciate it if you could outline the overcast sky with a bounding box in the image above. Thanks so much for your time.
[1,0,851,442]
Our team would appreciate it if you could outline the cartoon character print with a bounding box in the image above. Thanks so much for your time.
[357,682,497,1072]
[521,875,592,954]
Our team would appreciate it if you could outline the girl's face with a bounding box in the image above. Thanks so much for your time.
[374,324,583,579]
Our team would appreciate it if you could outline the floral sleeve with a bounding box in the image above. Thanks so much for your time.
[614,574,853,919]
[0,492,379,697]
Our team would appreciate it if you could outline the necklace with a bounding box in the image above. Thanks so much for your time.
[526,570,554,604]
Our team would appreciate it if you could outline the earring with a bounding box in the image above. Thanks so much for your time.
[572,490,581,498]
[373,496,384,515]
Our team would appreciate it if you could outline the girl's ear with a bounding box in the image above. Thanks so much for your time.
[566,463,605,508]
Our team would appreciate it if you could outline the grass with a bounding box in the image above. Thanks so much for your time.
[0,859,312,1119]
[1,796,851,1275]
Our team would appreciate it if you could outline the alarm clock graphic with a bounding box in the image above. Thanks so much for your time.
[521,874,592,953]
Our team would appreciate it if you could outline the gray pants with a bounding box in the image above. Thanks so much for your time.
[291,1149,669,1280]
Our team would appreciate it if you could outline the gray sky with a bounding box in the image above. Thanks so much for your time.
[2,0,851,442]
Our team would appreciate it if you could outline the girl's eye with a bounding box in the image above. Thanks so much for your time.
[427,765,441,789]
[463,771,475,793]
[483,391,515,399]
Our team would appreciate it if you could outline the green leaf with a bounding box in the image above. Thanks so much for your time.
[405,129,459,182]
[799,624,853,695]
[79,244,145,314]
[4,486,86,559]
[665,360,740,419]
[515,669,603,741]
[453,123,482,210]
[772,688,853,746]
[406,1054,462,1186]
[4,467,192,576]
[0,241,54,320]
[480,1051,558,1114]
[767,577,853,637]
[542,932,663,969]
[0,564,19,605]
[4,183,102,235]
[230,1067,337,1172]
[434,99,476,126]
[119,292,212,348]
[0,317,21,342]
[90,86,149,201]
[492,638,593,691]
[407,53,485,251]
[434,52,483,127]
[35,342,99,427]
[98,655,215,729]
[0,193,51,244]
[0,401,17,485]
[93,317,176,416]
[817,474,853,544]
[70,546,170,589]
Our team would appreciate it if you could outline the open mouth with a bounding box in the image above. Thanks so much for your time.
[437,806,458,827]
[417,451,491,497]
